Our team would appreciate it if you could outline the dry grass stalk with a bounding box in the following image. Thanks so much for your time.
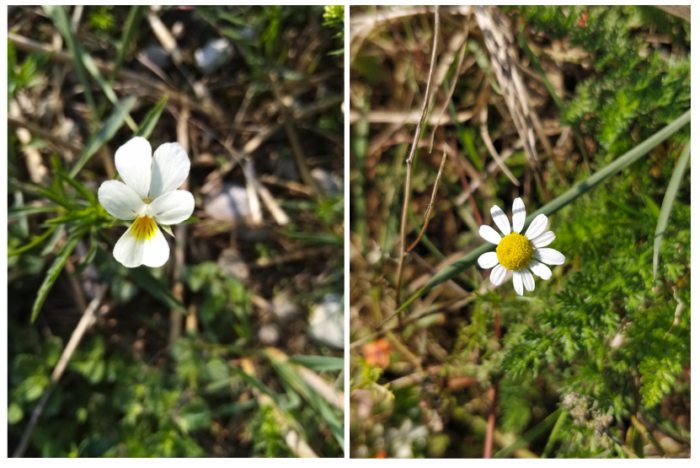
[474,6,548,198]
[395,6,441,317]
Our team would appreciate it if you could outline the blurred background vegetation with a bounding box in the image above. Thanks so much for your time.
[349,5,689,458]
[8,5,344,457]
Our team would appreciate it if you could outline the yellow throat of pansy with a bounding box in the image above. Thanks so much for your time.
[130,215,157,241]
[496,232,534,270]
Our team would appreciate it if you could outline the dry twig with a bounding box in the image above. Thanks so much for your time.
[395,6,440,316]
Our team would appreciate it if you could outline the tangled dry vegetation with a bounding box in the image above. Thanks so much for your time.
[349,5,689,459]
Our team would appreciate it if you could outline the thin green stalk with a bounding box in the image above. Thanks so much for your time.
[653,140,690,283]
[8,226,58,257]
[495,408,562,458]
[391,110,690,316]
[110,6,146,83]
[541,409,567,458]
[43,6,96,119]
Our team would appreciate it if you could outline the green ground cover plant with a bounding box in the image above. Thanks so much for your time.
[8,5,344,457]
[349,5,689,458]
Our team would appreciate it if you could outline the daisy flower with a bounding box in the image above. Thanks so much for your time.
[98,137,194,268]
[477,198,564,295]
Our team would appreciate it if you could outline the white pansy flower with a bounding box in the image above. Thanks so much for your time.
[98,137,194,268]
[477,197,565,295]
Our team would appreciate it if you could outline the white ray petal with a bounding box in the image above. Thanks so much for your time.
[520,268,535,292]
[512,270,524,296]
[491,205,511,236]
[524,213,548,240]
[490,264,507,286]
[528,260,552,280]
[478,252,499,269]
[531,231,556,248]
[512,197,526,234]
[534,248,566,265]
[479,225,502,245]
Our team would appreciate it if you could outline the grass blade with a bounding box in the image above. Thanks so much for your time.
[43,5,96,118]
[653,139,690,283]
[134,96,169,138]
[128,266,187,314]
[393,110,690,316]
[541,409,567,458]
[31,231,82,322]
[8,226,58,257]
[56,172,97,205]
[70,95,138,178]
[268,356,344,448]
[110,6,146,83]
[288,355,344,372]
[494,408,562,458]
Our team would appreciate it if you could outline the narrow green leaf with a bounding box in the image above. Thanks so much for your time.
[75,231,98,275]
[78,44,137,130]
[134,96,169,139]
[288,355,344,372]
[494,408,562,458]
[8,205,63,219]
[56,172,97,205]
[41,225,66,256]
[542,409,568,458]
[393,110,691,316]
[70,95,138,178]
[31,232,82,322]
[653,140,690,283]
[35,187,73,210]
[43,5,96,117]
[110,6,146,83]
[8,226,58,257]
[128,266,187,314]
[269,356,344,448]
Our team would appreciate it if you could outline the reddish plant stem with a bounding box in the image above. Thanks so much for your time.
[483,310,501,458]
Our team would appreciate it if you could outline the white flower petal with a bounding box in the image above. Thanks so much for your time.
[491,205,511,236]
[98,180,145,220]
[479,225,502,245]
[115,137,152,199]
[478,252,499,269]
[149,142,191,199]
[148,190,195,225]
[520,268,535,292]
[525,213,548,240]
[141,225,170,268]
[531,231,556,248]
[528,260,552,280]
[113,226,145,268]
[512,270,524,296]
[512,197,526,234]
[534,248,566,265]
[490,264,507,286]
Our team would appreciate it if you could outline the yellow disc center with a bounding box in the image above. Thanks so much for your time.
[496,232,534,271]
[130,216,157,241]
